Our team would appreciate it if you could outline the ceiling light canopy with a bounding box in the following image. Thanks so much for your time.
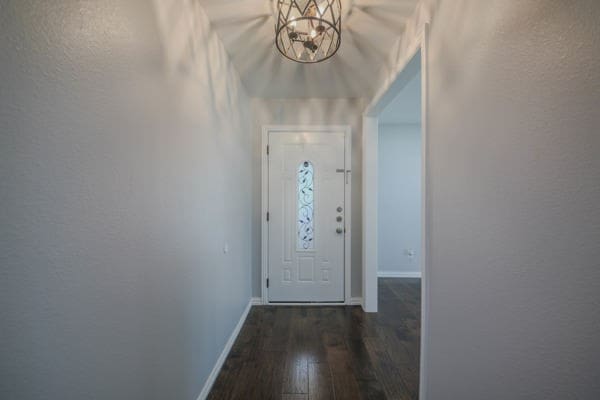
[275,0,342,63]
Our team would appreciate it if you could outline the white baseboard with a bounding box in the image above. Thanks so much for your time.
[196,298,253,400]
[250,297,263,305]
[350,297,363,306]
[378,271,422,278]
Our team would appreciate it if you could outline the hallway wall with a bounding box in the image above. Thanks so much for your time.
[374,0,600,398]
[0,1,252,399]
[251,98,365,298]
[378,124,422,276]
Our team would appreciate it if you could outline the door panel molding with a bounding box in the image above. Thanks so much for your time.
[261,125,352,305]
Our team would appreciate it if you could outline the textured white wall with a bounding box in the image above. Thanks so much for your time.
[378,124,421,276]
[376,0,600,398]
[251,98,365,297]
[0,1,252,399]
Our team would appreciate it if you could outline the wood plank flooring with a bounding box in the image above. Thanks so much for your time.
[208,278,421,400]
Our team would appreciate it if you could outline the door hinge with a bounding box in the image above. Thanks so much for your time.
[266,145,270,155]
[266,278,269,288]
[266,211,270,222]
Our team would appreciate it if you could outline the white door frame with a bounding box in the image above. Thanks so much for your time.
[362,24,430,400]
[261,125,352,306]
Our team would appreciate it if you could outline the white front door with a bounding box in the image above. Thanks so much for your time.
[267,130,346,302]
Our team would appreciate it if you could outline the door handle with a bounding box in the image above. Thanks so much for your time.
[336,227,343,234]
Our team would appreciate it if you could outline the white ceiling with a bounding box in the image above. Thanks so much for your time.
[198,0,420,98]
[379,69,421,124]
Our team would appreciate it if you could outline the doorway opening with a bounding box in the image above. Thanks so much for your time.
[362,24,429,399]
[378,69,422,280]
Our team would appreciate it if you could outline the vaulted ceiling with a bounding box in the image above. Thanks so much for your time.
[198,0,420,98]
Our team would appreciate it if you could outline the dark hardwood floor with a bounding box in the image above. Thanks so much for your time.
[208,278,421,400]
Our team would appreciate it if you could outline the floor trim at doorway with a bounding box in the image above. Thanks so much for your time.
[378,271,422,278]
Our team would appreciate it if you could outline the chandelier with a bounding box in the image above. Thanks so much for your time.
[274,0,342,63]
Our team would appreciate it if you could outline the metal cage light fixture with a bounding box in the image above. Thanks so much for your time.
[275,0,342,63]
